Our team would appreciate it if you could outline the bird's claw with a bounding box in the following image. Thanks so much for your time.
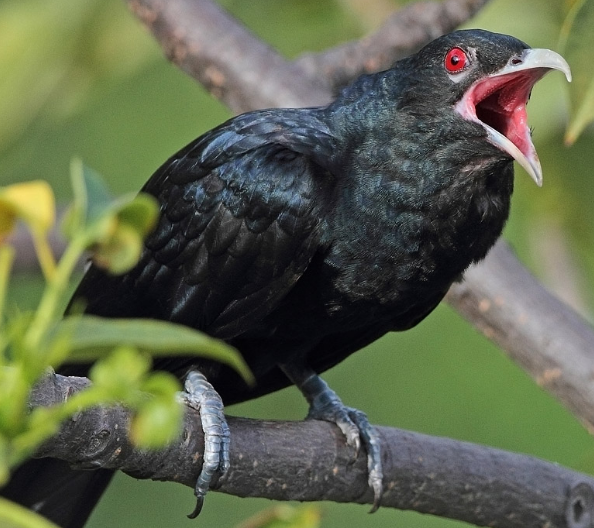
[303,376,384,510]
[179,370,230,519]
[343,407,383,512]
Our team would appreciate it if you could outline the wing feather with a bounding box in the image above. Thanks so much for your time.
[73,108,336,341]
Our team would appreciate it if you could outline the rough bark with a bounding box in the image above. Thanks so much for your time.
[32,373,594,528]
[446,240,594,432]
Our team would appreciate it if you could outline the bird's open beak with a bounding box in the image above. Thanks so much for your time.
[455,48,571,186]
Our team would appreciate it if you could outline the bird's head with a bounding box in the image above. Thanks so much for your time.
[400,29,571,186]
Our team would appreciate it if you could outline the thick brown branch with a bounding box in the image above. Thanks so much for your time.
[295,0,492,91]
[125,0,330,112]
[32,373,594,528]
[446,240,594,431]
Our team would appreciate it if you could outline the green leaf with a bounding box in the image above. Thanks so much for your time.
[81,165,115,225]
[89,351,183,448]
[62,159,113,238]
[113,193,159,236]
[11,407,61,466]
[89,346,152,396]
[0,365,30,437]
[0,497,61,528]
[54,316,255,385]
[90,193,158,274]
[42,327,73,375]
[130,393,183,448]
[559,0,594,144]
[63,160,158,274]
[0,435,9,486]
[236,505,321,528]
[140,370,181,399]
[91,221,144,274]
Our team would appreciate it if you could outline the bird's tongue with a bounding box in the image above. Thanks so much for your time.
[456,69,546,185]
[473,70,544,180]
[477,72,539,146]
[455,48,571,186]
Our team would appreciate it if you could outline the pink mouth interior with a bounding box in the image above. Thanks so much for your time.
[464,68,548,157]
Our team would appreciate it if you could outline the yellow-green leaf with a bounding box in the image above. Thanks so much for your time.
[130,396,183,448]
[54,316,255,385]
[80,165,115,225]
[91,221,144,274]
[90,193,158,274]
[89,346,152,395]
[0,496,60,528]
[63,160,158,272]
[236,505,321,528]
[0,181,55,238]
[0,365,31,437]
[114,193,159,237]
[63,159,113,238]
[559,0,594,144]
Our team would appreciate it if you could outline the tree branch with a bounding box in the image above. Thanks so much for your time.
[126,0,330,112]
[124,0,490,112]
[295,0,492,91]
[446,240,594,431]
[32,373,594,528]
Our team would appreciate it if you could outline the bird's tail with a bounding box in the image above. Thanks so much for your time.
[1,458,114,528]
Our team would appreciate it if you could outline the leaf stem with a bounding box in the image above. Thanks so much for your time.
[24,233,88,356]
[0,246,14,324]
[30,231,57,283]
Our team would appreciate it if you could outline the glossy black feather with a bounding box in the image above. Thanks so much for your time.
[3,30,532,527]
[1,459,113,528]
[77,108,336,340]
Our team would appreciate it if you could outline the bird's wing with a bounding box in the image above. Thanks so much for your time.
[78,109,336,340]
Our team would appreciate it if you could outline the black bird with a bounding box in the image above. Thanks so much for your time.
[2,29,570,527]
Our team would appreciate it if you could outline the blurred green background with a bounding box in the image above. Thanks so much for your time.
[3,0,594,526]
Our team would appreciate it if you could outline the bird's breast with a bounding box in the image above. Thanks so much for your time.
[323,155,514,320]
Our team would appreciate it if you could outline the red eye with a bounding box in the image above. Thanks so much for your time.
[445,47,467,73]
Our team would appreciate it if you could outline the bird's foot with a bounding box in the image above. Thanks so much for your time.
[179,370,230,519]
[301,374,383,512]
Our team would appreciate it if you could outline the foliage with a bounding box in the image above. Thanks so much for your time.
[236,505,322,528]
[0,0,155,158]
[0,167,251,527]
[559,0,594,144]
[0,497,58,528]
